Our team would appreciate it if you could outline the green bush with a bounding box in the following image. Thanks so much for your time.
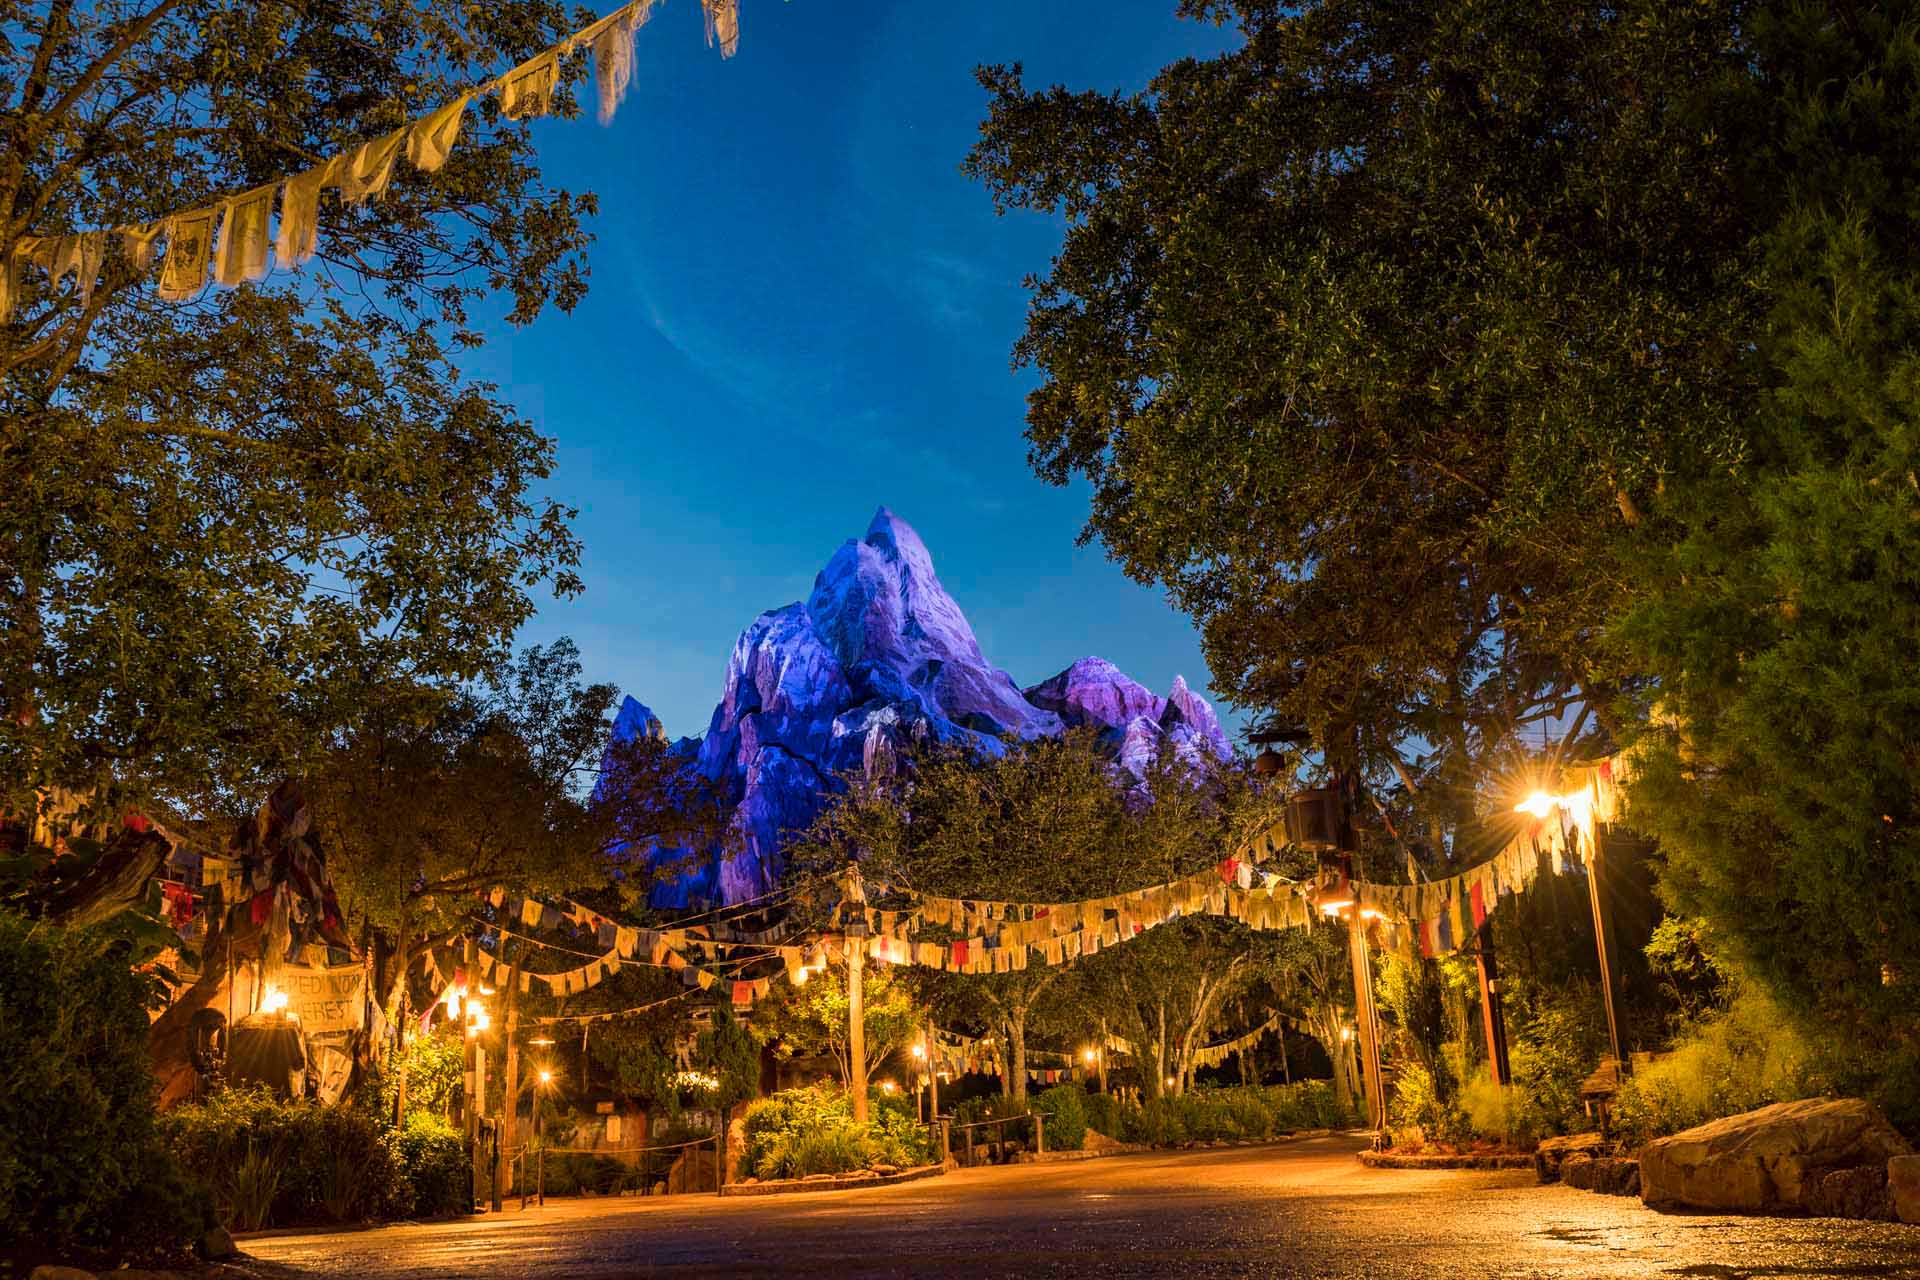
[1505,990,1609,1138]
[740,1084,932,1180]
[161,1087,427,1228]
[1387,1062,1472,1150]
[0,910,212,1265]
[1612,988,1826,1148]
[386,1110,469,1217]
[1082,1089,1127,1140]
[1032,1084,1088,1150]
[1104,1082,1352,1147]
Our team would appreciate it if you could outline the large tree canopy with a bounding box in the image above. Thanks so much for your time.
[971,0,1920,1098]
[1,0,603,819]
[965,0,1766,777]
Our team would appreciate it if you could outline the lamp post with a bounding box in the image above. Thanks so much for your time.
[1517,787,1625,1072]
[529,1036,554,1209]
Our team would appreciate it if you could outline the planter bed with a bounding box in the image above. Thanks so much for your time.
[719,1163,946,1197]
[1358,1149,1535,1171]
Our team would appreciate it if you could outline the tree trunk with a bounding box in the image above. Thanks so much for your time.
[1153,1001,1170,1097]
[1008,1013,1028,1103]
[497,948,524,1203]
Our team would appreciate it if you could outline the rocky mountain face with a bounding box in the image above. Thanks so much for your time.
[606,508,1231,907]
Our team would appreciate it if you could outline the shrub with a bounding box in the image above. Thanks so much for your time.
[741,1084,932,1180]
[1098,1083,1352,1148]
[1611,988,1825,1148]
[1082,1089,1128,1140]
[1505,990,1609,1138]
[386,1110,468,1217]
[1032,1084,1088,1151]
[162,1087,421,1228]
[0,910,212,1265]
[1387,1062,1472,1150]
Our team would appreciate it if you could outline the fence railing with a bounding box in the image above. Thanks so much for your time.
[944,1112,1044,1167]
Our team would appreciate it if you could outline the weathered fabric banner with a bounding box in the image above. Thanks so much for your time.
[278,962,366,1033]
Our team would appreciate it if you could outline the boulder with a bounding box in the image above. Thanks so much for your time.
[1639,1098,1914,1214]
[868,1163,900,1176]
[1535,1132,1607,1183]
[1596,1157,1642,1198]
[1890,1155,1920,1224]
[1802,1165,1893,1221]
[28,1267,97,1280]
[1561,1153,1599,1190]
[198,1225,238,1259]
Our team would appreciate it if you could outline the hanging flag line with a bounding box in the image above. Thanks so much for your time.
[840,758,1625,968]
[1,0,740,320]
[1104,1011,1288,1070]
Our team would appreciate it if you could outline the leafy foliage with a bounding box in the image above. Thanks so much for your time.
[1610,988,1826,1148]
[970,0,1920,1119]
[1,0,599,820]
[965,0,1762,778]
[1614,5,1920,1089]
[160,1085,468,1228]
[0,909,210,1264]
[750,957,922,1097]
[739,1084,932,1180]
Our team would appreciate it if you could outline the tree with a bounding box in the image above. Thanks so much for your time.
[310,640,615,1031]
[797,733,1170,1102]
[968,0,1920,1117]
[1086,916,1259,1098]
[1614,5,1920,1117]
[2,0,598,821]
[963,0,1768,790]
[750,959,920,1100]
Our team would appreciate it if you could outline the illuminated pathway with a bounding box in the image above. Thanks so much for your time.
[235,1134,1920,1279]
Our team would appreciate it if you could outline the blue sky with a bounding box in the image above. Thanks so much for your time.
[470,1,1244,740]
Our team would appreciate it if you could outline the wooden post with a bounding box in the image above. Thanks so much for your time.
[474,1030,489,1208]
[1587,832,1627,1070]
[496,950,523,1209]
[462,936,477,1207]
[848,931,867,1123]
[1034,1112,1045,1155]
[1474,921,1512,1086]
[1346,917,1388,1133]
[926,1017,939,1119]
[1097,1019,1110,1094]
[845,864,869,1124]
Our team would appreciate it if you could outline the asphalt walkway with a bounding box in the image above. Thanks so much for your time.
[235,1134,1920,1278]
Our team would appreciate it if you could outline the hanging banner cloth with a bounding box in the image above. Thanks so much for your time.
[0,0,734,322]
[851,756,1629,969]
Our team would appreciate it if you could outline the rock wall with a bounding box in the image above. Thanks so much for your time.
[605,507,1230,906]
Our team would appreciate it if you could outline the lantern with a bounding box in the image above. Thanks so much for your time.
[1286,786,1348,850]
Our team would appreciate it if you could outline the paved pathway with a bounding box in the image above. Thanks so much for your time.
[236,1134,1920,1279]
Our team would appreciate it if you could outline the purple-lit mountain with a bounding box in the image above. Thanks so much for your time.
[605,508,1231,907]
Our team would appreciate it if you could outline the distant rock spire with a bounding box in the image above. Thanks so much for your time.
[601,509,1229,907]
